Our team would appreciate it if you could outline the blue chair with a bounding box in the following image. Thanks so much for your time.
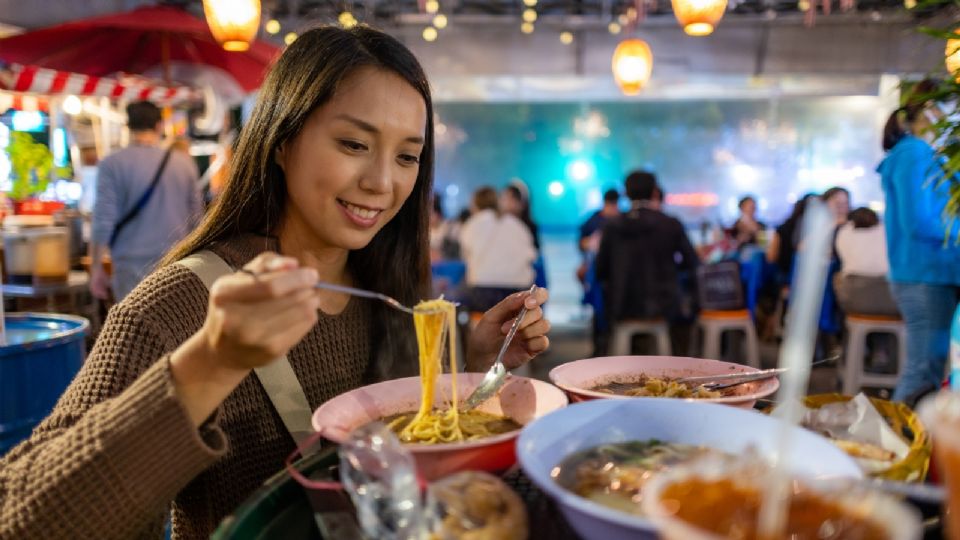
[430,260,466,302]
[533,256,548,290]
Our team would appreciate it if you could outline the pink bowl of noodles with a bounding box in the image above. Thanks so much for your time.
[549,356,779,409]
[312,372,568,480]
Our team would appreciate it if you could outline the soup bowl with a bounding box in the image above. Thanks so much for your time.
[517,398,862,540]
[549,355,779,409]
[312,373,567,481]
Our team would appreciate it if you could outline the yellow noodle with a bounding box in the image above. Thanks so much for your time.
[392,298,517,444]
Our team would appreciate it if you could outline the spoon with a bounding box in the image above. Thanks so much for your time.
[461,284,538,411]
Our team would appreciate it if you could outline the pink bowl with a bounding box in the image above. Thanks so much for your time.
[548,355,779,409]
[312,373,568,480]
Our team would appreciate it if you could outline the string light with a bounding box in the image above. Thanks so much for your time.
[338,11,358,29]
[946,32,960,82]
[521,22,535,33]
[284,32,297,45]
[423,26,438,41]
[560,31,574,44]
[425,0,439,14]
[265,19,281,34]
[523,0,538,5]
[433,14,448,29]
[522,8,538,22]
[608,22,622,34]
[671,0,728,36]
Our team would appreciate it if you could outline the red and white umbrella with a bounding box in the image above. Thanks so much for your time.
[0,63,196,110]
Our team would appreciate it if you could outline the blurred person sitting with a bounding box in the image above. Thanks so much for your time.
[91,101,203,301]
[577,188,621,355]
[596,171,699,327]
[833,207,898,318]
[730,195,766,248]
[461,186,537,312]
[577,188,620,279]
[766,193,816,287]
[429,192,459,261]
[822,186,851,228]
[500,180,540,251]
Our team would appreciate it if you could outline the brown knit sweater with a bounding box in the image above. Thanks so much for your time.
[0,234,387,539]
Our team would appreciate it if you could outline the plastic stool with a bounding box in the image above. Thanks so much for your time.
[841,314,905,395]
[611,320,672,356]
[698,310,761,368]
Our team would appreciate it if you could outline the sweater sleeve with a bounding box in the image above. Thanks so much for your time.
[0,303,227,540]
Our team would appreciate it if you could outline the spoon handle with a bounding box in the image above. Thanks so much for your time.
[494,285,538,367]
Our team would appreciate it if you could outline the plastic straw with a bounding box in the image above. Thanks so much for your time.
[757,200,834,538]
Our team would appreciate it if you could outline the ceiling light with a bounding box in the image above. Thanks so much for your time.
[612,38,653,95]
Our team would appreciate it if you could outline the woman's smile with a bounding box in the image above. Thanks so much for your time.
[336,198,384,228]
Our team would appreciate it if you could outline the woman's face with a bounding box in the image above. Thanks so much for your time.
[499,190,522,216]
[276,66,427,253]
[826,192,850,222]
[741,199,756,218]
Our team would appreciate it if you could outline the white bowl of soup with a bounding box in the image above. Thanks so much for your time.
[549,355,779,409]
[517,398,862,540]
[313,373,568,481]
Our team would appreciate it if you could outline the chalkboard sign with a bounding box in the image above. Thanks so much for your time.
[696,261,744,311]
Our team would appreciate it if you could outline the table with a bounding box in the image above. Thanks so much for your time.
[2,271,89,311]
[213,448,582,540]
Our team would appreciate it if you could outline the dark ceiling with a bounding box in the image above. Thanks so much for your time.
[157,0,942,25]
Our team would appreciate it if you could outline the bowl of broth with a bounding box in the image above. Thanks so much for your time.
[642,457,921,540]
[549,355,779,409]
[313,373,568,480]
[516,399,862,540]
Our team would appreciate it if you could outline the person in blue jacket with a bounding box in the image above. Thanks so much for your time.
[879,101,960,402]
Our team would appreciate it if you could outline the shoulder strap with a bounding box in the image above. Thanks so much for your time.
[177,250,315,446]
[110,148,173,249]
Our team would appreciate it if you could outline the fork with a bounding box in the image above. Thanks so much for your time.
[313,282,452,314]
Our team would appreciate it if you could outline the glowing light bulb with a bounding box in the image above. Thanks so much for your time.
[265,19,281,34]
[560,31,574,44]
[284,32,297,45]
[423,26,438,41]
[433,14,448,29]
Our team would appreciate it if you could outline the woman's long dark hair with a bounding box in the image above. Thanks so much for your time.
[163,25,435,379]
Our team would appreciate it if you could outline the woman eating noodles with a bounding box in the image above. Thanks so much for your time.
[0,25,550,540]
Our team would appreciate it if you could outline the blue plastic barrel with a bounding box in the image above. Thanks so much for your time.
[0,313,89,455]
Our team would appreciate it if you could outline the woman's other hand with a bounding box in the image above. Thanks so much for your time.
[465,287,551,372]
